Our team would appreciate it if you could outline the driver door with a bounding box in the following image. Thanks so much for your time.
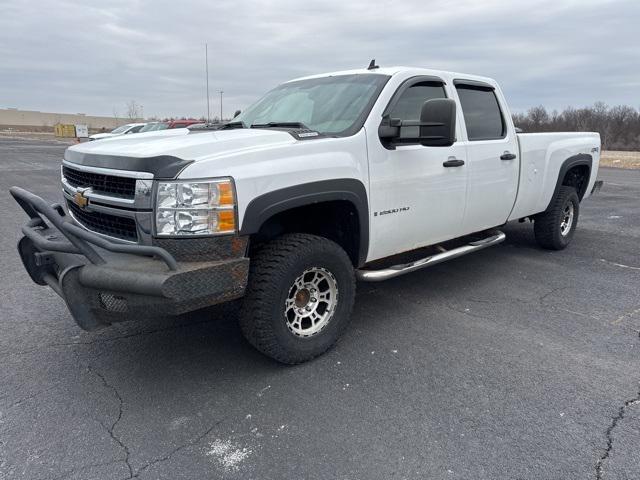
[366,77,468,261]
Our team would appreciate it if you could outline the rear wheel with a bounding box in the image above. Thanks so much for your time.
[534,186,580,250]
[239,233,356,364]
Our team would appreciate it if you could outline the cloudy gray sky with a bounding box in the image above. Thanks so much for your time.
[1,0,638,119]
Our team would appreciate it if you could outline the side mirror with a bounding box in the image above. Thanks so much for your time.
[378,98,457,147]
[378,117,402,139]
[233,110,241,118]
[418,98,456,147]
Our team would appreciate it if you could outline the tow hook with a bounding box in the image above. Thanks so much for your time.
[34,252,55,266]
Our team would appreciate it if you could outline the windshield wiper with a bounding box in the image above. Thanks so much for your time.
[250,122,310,130]
[219,121,246,130]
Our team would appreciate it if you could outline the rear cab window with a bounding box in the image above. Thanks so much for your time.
[454,82,505,141]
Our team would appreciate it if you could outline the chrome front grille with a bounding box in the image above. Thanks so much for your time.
[61,161,154,244]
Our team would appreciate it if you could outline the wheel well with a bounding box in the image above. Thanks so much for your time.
[250,201,361,266]
[561,164,590,201]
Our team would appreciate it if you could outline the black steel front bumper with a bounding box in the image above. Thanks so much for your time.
[10,187,249,331]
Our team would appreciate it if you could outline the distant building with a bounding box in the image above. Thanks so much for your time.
[0,108,142,131]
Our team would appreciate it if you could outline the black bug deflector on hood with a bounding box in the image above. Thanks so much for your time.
[10,187,249,330]
[64,149,193,179]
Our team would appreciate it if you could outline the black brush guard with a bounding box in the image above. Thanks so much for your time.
[10,187,249,330]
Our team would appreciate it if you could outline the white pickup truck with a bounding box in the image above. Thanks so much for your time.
[12,65,602,363]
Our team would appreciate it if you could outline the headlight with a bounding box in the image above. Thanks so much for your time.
[155,179,236,236]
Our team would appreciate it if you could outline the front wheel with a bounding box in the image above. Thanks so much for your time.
[239,233,356,364]
[534,186,580,250]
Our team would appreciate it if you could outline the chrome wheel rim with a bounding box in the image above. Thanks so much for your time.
[560,203,574,236]
[284,267,338,337]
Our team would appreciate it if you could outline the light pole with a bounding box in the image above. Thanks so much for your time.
[219,90,224,122]
[205,43,211,123]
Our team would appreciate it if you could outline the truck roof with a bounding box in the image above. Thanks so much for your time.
[288,66,498,87]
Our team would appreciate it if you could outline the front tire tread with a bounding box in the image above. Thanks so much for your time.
[239,233,355,364]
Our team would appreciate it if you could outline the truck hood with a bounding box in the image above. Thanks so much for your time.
[68,129,296,163]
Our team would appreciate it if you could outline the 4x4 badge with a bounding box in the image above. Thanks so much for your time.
[73,188,89,209]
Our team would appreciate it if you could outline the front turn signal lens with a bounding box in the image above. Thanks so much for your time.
[217,210,236,232]
[217,182,235,206]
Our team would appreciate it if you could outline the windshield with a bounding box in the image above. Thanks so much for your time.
[111,125,133,134]
[233,74,389,135]
[139,123,168,132]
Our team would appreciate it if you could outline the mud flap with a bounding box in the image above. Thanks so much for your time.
[591,180,604,195]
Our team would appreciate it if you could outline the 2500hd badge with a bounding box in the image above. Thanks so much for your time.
[374,206,411,217]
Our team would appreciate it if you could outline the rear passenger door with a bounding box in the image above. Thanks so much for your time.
[454,81,519,234]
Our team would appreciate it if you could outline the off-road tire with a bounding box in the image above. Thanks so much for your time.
[239,233,356,364]
[534,186,580,250]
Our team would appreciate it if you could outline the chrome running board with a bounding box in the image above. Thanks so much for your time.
[356,231,506,282]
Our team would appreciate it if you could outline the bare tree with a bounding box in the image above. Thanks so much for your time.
[528,105,549,128]
[112,106,120,128]
[126,100,141,120]
[513,102,640,151]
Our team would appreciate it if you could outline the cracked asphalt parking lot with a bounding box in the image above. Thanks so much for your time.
[0,136,639,480]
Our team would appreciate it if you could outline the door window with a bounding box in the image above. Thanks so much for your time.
[389,82,446,140]
[455,85,505,140]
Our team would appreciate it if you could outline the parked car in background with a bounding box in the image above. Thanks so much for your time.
[136,119,201,134]
[138,122,169,133]
[166,119,202,129]
[88,123,146,140]
[187,122,225,131]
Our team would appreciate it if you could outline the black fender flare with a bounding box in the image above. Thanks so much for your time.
[545,153,592,211]
[240,179,369,266]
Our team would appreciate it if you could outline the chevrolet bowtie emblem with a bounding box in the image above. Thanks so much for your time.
[73,188,89,209]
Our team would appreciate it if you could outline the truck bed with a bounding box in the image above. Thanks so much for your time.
[508,132,601,221]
